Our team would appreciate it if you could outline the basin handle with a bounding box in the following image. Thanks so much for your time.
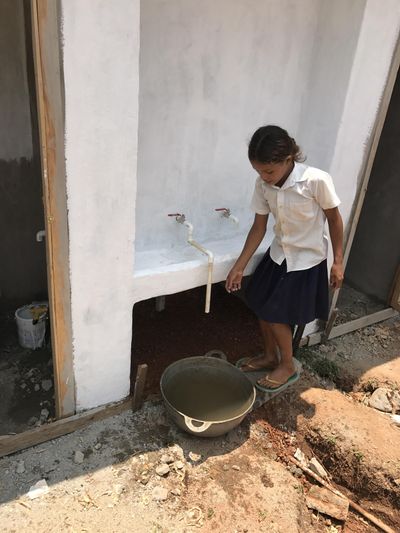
[204,350,227,361]
[184,416,212,433]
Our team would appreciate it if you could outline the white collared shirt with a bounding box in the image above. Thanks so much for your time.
[250,162,340,272]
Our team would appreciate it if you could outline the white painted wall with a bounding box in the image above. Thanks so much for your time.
[133,0,367,306]
[329,0,400,230]
[62,0,141,410]
[136,0,321,253]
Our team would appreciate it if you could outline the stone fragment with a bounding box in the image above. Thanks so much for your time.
[232,465,240,471]
[369,388,392,413]
[294,448,307,465]
[188,452,201,462]
[175,460,185,470]
[27,479,49,500]
[152,487,168,501]
[222,464,230,471]
[160,454,174,464]
[16,460,25,474]
[319,345,330,353]
[41,380,53,392]
[156,464,170,476]
[94,443,102,450]
[40,408,50,421]
[308,457,329,480]
[34,384,40,392]
[390,390,400,413]
[306,486,349,521]
[171,487,181,496]
[28,416,38,426]
[74,451,84,464]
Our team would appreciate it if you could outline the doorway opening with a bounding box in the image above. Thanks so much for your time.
[0,1,55,435]
[338,66,400,325]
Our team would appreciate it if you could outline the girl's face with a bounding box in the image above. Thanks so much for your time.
[251,157,293,186]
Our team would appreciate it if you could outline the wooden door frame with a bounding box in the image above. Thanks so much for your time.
[323,34,400,340]
[30,0,75,418]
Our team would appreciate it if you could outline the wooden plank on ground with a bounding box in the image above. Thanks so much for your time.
[307,308,398,346]
[0,398,131,459]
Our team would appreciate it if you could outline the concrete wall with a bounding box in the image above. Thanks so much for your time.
[346,68,400,301]
[135,0,366,254]
[60,0,400,410]
[0,0,47,301]
[62,0,141,410]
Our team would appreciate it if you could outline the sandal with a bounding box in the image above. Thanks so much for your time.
[236,356,279,373]
[255,372,299,393]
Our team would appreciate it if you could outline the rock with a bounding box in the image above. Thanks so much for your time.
[152,487,168,501]
[160,454,174,464]
[294,448,307,465]
[27,479,49,500]
[369,388,392,413]
[390,390,400,413]
[28,416,38,426]
[94,443,102,450]
[188,451,201,462]
[175,460,185,470]
[20,383,26,389]
[156,464,170,476]
[40,408,50,421]
[319,345,330,353]
[232,465,240,471]
[16,460,25,474]
[41,379,53,392]
[306,486,349,521]
[308,457,329,480]
[113,483,125,495]
[223,464,230,471]
[289,465,302,478]
[34,384,40,392]
[74,451,84,464]
[171,488,181,496]
[391,414,400,427]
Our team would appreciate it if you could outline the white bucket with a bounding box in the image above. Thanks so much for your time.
[15,304,47,350]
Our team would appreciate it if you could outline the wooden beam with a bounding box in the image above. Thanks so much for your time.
[31,0,75,418]
[132,364,148,411]
[0,399,132,459]
[307,308,398,346]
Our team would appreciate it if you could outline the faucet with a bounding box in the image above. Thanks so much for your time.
[215,207,239,224]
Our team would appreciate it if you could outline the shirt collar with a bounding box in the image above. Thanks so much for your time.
[271,162,308,190]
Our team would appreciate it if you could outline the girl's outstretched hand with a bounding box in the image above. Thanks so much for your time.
[225,267,244,293]
[330,262,344,289]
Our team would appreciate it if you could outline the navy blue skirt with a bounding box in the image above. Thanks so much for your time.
[245,250,329,325]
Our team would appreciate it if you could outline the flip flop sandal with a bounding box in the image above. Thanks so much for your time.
[255,372,300,393]
[236,356,279,373]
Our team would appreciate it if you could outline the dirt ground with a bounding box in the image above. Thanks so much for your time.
[1,286,400,532]
[0,301,55,435]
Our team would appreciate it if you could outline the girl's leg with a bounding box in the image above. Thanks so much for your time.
[258,322,296,386]
[241,319,279,370]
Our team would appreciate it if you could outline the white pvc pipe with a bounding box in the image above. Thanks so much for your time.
[183,221,214,313]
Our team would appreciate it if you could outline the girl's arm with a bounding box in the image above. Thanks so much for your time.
[225,213,268,292]
[324,207,344,289]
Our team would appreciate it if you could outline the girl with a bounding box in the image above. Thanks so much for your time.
[226,125,344,393]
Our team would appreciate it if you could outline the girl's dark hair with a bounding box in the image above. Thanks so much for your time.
[248,125,305,163]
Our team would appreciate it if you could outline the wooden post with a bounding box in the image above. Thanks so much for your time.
[132,364,148,412]
[31,0,75,418]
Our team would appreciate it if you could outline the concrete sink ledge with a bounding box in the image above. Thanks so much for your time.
[132,235,269,303]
